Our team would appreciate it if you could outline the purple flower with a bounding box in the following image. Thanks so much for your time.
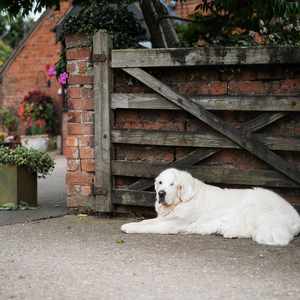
[58,72,68,85]
[47,65,56,77]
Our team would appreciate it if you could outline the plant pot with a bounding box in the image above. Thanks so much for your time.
[20,134,49,152]
[0,165,37,207]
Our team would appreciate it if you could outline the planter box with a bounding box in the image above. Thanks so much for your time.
[0,165,37,207]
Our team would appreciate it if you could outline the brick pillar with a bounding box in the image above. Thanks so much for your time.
[64,34,95,210]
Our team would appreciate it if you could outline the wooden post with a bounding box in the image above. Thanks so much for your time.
[93,30,113,212]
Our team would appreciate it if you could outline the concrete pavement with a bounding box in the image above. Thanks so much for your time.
[0,215,299,300]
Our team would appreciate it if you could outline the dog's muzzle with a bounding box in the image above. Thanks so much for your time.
[158,190,166,204]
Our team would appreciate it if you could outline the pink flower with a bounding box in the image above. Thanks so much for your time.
[47,65,56,77]
[58,72,68,85]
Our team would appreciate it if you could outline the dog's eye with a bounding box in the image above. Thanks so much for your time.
[159,181,162,184]
[170,182,174,186]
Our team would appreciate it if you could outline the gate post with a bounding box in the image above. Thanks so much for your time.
[93,30,113,212]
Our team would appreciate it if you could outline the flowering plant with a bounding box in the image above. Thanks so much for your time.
[46,58,68,87]
[18,91,56,135]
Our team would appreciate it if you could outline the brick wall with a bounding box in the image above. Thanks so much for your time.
[64,34,95,209]
[0,0,71,135]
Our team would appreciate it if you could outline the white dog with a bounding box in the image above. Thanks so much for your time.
[121,168,300,246]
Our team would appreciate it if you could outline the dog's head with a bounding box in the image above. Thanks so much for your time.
[154,168,196,209]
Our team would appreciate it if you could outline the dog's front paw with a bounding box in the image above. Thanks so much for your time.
[121,222,136,233]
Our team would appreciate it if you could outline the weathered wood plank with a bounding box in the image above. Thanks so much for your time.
[125,112,287,191]
[112,47,300,68]
[113,189,300,208]
[127,149,216,191]
[111,93,300,111]
[112,189,155,207]
[240,112,287,132]
[113,189,300,209]
[112,161,300,188]
[93,30,113,212]
[111,129,300,151]
[123,67,300,185]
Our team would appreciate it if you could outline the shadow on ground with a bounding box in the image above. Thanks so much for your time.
[0,155,67,226]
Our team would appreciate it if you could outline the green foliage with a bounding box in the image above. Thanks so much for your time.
[0,107,18,132]
[55,50,66,79]
[178,0,300,47]
[0,14,34,49]
[0,40,11,65]
[199,0,300,21]
[0,0,58,17]
[0,146,55,177]
[61,0,145,49]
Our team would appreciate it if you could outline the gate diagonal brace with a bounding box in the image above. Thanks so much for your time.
[122,67,300,188]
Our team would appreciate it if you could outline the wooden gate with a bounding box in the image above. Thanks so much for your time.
[93,30,300,213]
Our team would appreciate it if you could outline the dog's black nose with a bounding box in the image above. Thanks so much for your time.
[158,190,166,203]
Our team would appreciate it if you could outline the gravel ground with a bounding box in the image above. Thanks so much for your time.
[0,215,299,300]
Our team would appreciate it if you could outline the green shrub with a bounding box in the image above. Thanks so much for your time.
[61,0,145,49]
[0,146,55,177]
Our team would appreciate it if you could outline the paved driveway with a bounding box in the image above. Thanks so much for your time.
[0,216,299,300]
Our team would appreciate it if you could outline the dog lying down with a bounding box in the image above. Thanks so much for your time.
[121,168,300,246]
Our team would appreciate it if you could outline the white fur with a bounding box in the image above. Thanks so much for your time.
[121,168,300,246]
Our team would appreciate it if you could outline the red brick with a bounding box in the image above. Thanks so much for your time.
[66,171,94,185]
[66,47,91,60]
[64,136,78,147]
[67,61,89,75]
[78,136,94,147]
[79,147,95,159]
[68,99,94,111]
[68,123,93,135]
[115,110,185,131]
[68,87,81,99]
[81,87,93,99]
[64,147,79,159]
[68,111,82,123]
[116,145,174,162]
[65,34,90,49]
[228,81,267,95]
[82,111,94,123]
[177,81,227,96]
[67,159,80,171]
[81,159,95,172]
[276,79,300,95]
[67,62,79,74]
[68,75,93,85]
[80,185,93,196]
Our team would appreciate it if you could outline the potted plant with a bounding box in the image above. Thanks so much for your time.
[0,146,54,208]
[18,91,57,152]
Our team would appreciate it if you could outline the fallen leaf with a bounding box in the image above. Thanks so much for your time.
[77,213,88,217]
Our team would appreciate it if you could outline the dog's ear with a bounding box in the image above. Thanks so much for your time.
[177,171,196,202]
